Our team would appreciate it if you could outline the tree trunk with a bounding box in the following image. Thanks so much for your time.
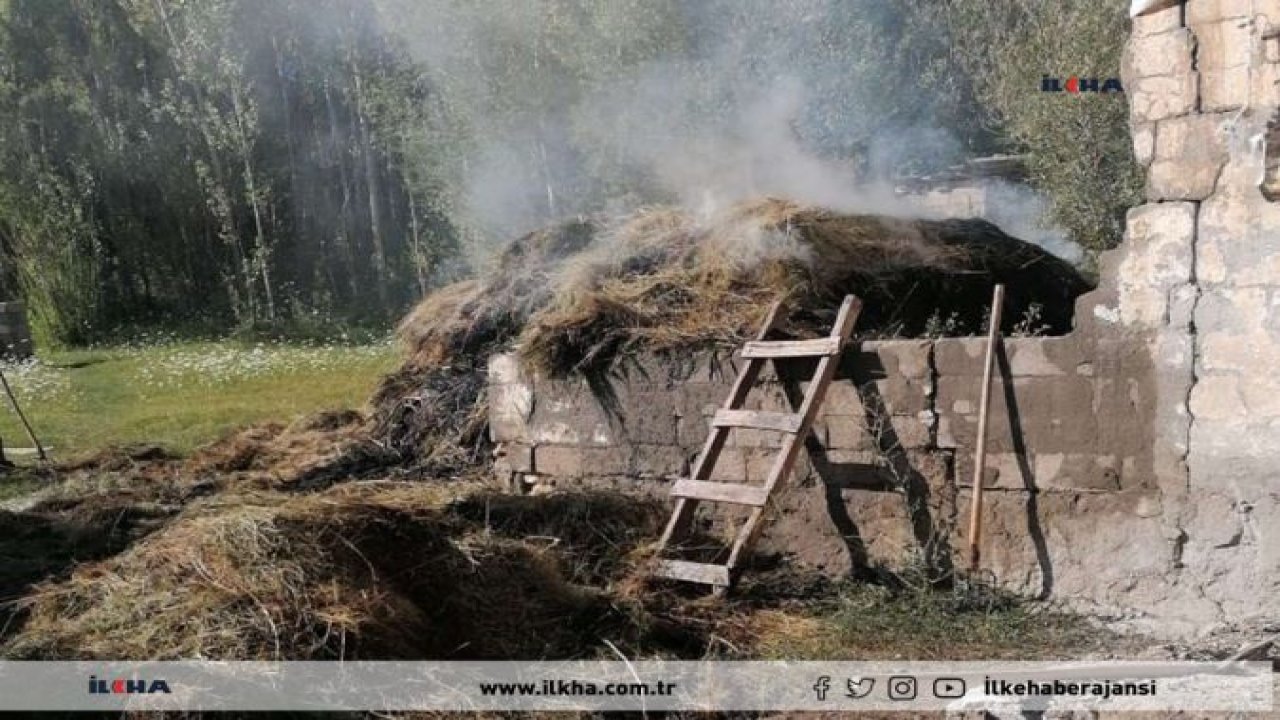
[323,78,359,303]
[231,87,275,322]
[350,60,390,312]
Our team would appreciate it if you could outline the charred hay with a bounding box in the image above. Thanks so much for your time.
[396,197,1087,382]
[376,196,1088,463]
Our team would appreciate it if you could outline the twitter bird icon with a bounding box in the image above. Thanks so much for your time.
[846,677,876,699]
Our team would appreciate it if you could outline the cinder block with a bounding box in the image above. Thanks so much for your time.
[534,445,584,477]
[746,448,792,483]
[823,380,865,413]
[489,382,533,443]
[590,447,631,476]
[487,353,525,385]
[935,374,984,415]
[826,414,873,450]
[872,378,933,415]
[730,427,786,449]
[934,338,988,376]
[533,446,630,478]
[887,414,933,450]
[528,391,615,446]
[617,392,679,444]
[1035,453,1123,491]
[958,452,1122,492]
[1093,378,1153,457]
[497,443,534,473]
[709,448,747,482]
[1003,337,1085,376]
[627,444,688,478]
[861,339,932,379]
[676,415,709,449]
[954,451,1023,489]
[940,375,1099,454]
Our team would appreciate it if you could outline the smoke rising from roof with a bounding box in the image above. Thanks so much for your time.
[378,0,1076,259]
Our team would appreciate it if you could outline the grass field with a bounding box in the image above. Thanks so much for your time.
[0,339,400,458]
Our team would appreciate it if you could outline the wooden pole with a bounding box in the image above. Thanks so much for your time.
[966,284,1005,572]
[0,367,46,461]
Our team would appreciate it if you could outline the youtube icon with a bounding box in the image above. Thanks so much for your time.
[933,678,966,699]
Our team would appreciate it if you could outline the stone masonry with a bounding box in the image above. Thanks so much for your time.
[1104,0,1280,630]
[486,0,1280,635]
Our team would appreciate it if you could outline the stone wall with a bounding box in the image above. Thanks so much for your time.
[0,302,32,359]
[1095,0,1280,629]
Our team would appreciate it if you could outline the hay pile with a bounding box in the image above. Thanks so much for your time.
[395,197,1088,382]
[0,423,668,660]
[3,483,666,660]
[375,197,1087,460]
[0,198,1093,662]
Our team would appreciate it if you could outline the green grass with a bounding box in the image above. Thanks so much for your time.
[0,339,400,457]
[750,579,1102,660]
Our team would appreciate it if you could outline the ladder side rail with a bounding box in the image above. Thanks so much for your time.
[656,300,787,548]
[725,296,862,570]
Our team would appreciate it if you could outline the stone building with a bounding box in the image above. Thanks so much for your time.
[485,0,1280,635]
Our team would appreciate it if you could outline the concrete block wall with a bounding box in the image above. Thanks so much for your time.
[0,302,33,359]
[488,334,1167,612]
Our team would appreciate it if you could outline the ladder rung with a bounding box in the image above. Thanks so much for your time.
[3,448,49,456]
[653,559,731,586]
[671,478,769,506]
[740,337,842,359]
[712,409,803,433]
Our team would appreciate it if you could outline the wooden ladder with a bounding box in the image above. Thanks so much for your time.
[651,294,863,591]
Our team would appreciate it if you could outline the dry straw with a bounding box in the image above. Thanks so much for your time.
[393,197,1085,380]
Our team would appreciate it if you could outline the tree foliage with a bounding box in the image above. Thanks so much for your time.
[0,0,463,343]
[945,0,1143,259]
[0,0,1136,345]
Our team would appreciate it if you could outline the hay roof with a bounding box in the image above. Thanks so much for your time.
[396,196,1090,379]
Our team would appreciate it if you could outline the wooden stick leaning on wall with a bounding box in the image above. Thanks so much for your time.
[0,367,47,461]
[966,284,1005,572]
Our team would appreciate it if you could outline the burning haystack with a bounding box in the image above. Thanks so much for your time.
[402,197,1086,376]
[376,197,1088,458]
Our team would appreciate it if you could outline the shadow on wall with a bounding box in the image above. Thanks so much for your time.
[995,342,1053,599]
[773,348,1054,593]
[573,338,1059,593]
